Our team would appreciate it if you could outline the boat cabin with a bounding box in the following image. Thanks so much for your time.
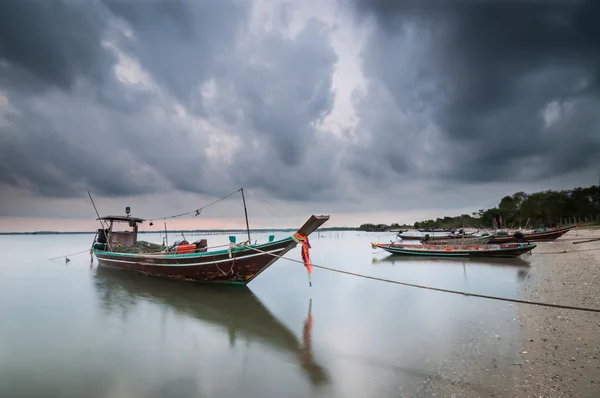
[92,207,210,254]
[94,214,144,251]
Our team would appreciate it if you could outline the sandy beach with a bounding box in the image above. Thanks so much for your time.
[513,229,600,397]
[407,228,600,398]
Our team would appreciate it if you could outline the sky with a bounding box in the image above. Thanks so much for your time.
[1,0,599,232]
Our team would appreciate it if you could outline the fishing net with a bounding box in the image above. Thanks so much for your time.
[112,241,166,254]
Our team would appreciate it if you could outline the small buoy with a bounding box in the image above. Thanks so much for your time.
[65,257,70,263]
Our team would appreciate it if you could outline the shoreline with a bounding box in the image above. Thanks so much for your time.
[513,230,600,397]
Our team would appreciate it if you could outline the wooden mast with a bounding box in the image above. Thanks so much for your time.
[88,190,111,251]
[241,188,251,242]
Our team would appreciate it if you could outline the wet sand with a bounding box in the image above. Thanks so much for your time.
[406,229,600,398]
[513,229,600,397]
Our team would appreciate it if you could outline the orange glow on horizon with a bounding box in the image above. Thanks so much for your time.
[0,217,261,233]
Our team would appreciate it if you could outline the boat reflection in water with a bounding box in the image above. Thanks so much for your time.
[372,255,531,282]
[93,267,329,388]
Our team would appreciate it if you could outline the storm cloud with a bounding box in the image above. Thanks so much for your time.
[1,0,600,223]
[348,0,600,185]
[0,0,341,206]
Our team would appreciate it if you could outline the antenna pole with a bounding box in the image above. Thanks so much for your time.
[87,190,104,227]
[241,188,251,242]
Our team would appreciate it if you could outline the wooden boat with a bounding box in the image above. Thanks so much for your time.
[488,224,578,244]
[93,266,329,386]
[90,192,329,284]
[398,231,477,241]
[371,241,536,258]
[419,235,493,245]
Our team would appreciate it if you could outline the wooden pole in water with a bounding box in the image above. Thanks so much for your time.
[164,222,169,248]
[241,188,251,242]
[460,215,464,247]
[573,237,600,245]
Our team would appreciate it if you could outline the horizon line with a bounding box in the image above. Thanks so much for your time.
[0,226,361,235]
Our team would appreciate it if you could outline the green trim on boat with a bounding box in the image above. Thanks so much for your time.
[93,236,294,258]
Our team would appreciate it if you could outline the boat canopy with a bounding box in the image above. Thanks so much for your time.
[97,215,145,223]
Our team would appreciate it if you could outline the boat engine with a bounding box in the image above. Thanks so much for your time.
[193,239,208,252]
[96,229,108,244]
[513,231,526,242]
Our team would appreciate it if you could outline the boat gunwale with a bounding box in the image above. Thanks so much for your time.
[94,246,288,267]
[93,236,294,259]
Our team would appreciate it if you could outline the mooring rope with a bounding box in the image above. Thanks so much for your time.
[534,246,600,255]
[246,246,600,314]
[49,248,91,261]
[244,190,292,228]
[147,188,242,222]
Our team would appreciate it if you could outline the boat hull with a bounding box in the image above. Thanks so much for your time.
[94,238,295,284]
[374,243,537,258]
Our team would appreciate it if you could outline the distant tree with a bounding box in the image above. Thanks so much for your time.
[377,185,600,230]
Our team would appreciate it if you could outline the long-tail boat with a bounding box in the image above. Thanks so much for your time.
[397,230,478,241]
[93,267,329,387]
[488,224,579,244]
[90,190,329,284]
[371,241,536,258]
[419,235,493,245]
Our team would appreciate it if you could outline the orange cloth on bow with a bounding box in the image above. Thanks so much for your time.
[293,232,312,274]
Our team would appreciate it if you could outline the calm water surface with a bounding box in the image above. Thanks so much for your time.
[0,231,532,397]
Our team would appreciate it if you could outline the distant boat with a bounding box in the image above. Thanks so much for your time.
[90,190,329,284]
[419,235,493,245]
[487,224,579,244]
[371,242,536,258]
[397,229,477,241]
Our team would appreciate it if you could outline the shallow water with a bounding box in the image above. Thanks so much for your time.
[0,231,532,397]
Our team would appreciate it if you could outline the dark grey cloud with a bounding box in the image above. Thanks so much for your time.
[0,0,341,208]
[348,0,600,185]
[101,0,249,109]
[207,18,340,200]
[0,0,114,93]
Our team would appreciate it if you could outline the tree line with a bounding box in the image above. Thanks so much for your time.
[358,185,600,231]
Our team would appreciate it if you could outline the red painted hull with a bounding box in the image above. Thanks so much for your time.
[488,224,578,244]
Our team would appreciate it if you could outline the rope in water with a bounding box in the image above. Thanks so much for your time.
[49,248,91,261]
[247,246,600,314]
[534,246,600,255]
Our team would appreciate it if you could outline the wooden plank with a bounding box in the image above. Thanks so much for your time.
[297,215,330,237]
[573,237,600,245]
